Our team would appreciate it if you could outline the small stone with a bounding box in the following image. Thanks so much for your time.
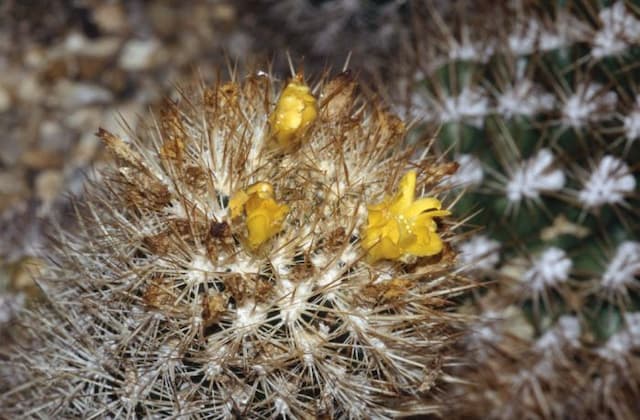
[119,39,160,71]
[149,3,178,37]
[39,121,60,140]
[80,37,121,58]
[64,32,88,54]
[17,75,45,103]
[77,56,109,81]
[0,194,26,215]
[20,149,64,170]
[52,80,113,108]
[35,170,64,205]
[0,170,27,195]
[65,108,102,130]
[72,132,100,165]
[100,67,128,94]
[212,4,236,23]
[92,3,128,34]
[41,57,70,82]
[0,86,11,112]
[23,46,46,68]
[0,128,25,167]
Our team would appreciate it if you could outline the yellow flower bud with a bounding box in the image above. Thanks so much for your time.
[362,171,450,263]
[229,182,289,249]
[269,75,318,150]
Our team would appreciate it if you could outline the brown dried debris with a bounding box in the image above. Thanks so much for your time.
[411,243,457,276]
[202,291,228,327]
[121,170,171,210]
[324,226,347,251]
[159,99,187,164]
[142,232,172,256]
[253,277,275,302]
[143,276,176,311]
[184,165,208,192]
[223,273,274,304]
[289,255,315,280]
[97,127,146,171]
[376,108,406,142]
[209,221,231,240]
[319,70,357,120]
[224,273,251,303]
[205,220,234,258]
[205,82,239,115]
[361,278,414,304]
[421,161,460,186]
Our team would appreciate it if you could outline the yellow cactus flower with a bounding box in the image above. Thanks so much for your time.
[229,182,289,249]
[269,75,318,150]
[362,170,450,262]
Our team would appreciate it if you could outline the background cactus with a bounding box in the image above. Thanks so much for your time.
[235,0,410,74]
[398,0,640,417]
[0,69,469,418]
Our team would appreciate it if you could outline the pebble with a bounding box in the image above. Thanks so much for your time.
[65,108,102,130]
[21,149,65,170]
[39,120,63,140]
[23,46,46,69]
[72,132,101,166]
[149,3,178,37]
[80,37,121,58]
[0,86,10,112]
[64,32,88,53]
[92,3,129,34]
[17,75,45,103]
[119,39,160,71]
[52,81,114,108]
[212,4,236,22]
[0,171,27,195]
[35,170,64,205]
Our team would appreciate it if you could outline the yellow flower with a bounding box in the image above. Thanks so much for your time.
[229,182,289,249]
[269,75,318,150]
[362,171,450,262]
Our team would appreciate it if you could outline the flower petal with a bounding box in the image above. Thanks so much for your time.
[246,213,272,248]
[405,228,444,257]
[369,236,402,262]
[389,171,416,213]
[229,190,249,219]
[405,197,443,218]
[362,170,449,262]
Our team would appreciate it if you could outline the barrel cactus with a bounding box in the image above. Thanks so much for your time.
[401,0,640,417]
[0,68,468,418]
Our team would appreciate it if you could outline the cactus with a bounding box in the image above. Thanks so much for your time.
[0,69,469,418]
[399,0,640,417]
